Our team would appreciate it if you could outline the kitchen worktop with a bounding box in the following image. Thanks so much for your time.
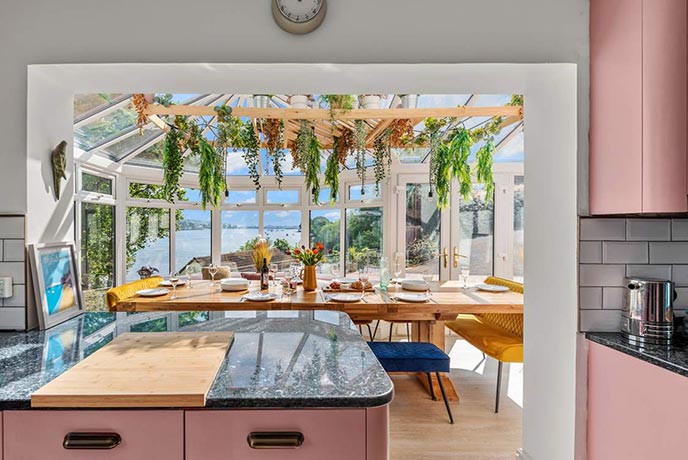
[586,328,688,378]
[0,311,394,410]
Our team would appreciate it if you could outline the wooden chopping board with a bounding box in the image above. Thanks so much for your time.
[31,332,234,408]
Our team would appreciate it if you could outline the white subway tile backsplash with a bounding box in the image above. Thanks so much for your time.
[626,264,672,281]
[672,220,688,241]
[580,264,626,287]
[626,219,670,241]
[0,217,24,239]
[649,242,688,264]
[602,287,625,310]
[580,219,626,241]
[0,262,24,284]
[3,285,25,307]
[580,287,603,309]
[602,242,648,264]
[580,309,622,332]
[3,239,24,262]
[675,288,688,309]
[0,307,25,330]
[579,242,602,263]
[672,265,688,286]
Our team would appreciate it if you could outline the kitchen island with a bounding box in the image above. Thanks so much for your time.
[0,311,393,459]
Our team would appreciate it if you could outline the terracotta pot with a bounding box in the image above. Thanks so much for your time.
[301,265,318,291]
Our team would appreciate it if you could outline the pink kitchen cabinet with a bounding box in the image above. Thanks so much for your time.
[3,410,184,460]
[587,341,688,460]
[590,0,687,214]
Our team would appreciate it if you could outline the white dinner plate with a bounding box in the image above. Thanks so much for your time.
[475,284,510,292]
[401,279,429,292]
[394,293,429,303]
[336,278,358,284]
[136,288,170,297]
[243,292,277,302]
[159,279,187,287]
[220,278,250,292]
[329,293,363,303]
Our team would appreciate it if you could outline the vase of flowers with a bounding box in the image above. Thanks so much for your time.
[287,242,331,291]
[252,235,273,272]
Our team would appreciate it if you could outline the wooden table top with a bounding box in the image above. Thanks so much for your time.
[115,280,523,321]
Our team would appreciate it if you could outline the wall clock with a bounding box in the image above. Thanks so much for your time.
[272,0,327,34]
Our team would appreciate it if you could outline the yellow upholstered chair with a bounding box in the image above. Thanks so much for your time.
[105,276,164,311]
[445,276,523,413]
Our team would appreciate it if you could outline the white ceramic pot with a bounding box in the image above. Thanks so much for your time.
[253,94,271,108]
[289,94,310,108]
[360,94,381,109]
[400,94,419,108]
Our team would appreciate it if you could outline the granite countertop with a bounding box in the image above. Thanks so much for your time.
[586,329,688,378]
[0,311,393,410]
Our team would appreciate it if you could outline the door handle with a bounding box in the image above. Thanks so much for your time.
[63,433,121,450]
[247,432,304,449]
[453,247,460,268]
[442,247,448,268]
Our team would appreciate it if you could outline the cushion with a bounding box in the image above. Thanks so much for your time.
[367,342,450,373]
[106,276,164,311]
[445,315,523,363]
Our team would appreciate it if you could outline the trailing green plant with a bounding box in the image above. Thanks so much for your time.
[421,117,449,199]
[162,122,184,203]
[474,137,496,201]
[372,128,392,194]
[198,137,225,209]
[262,118,286,188]
[324,149,340,204]
[239,122,261,190]
[353,119,368,194]
[295,121,322,203]
[450,127,473,200]
[214,108,243,197]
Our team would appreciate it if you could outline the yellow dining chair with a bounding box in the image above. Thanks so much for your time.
[105,276,164,311]
[445,276,523,413]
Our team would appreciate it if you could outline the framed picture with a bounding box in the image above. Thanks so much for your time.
[28,242,84,329]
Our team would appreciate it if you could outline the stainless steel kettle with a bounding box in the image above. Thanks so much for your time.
[621,277,676,346]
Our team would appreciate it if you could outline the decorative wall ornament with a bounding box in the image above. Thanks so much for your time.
[50,140,67,200]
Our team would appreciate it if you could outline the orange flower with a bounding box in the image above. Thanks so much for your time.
[316,242,324,250]
[294,249,301,255]
[313,248,319,255]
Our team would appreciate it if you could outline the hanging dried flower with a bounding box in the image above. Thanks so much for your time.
[262,118,286,188]
[388,119,415,147]
[131,94,149,135]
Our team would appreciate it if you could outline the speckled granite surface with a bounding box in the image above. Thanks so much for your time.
[586,328,688,378]
[0,311,393,410]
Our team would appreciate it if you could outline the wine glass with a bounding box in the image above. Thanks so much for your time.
[208,264,218,287]
[461,267,471,290]
[169,276,180,300]
[358,265,370,299]
[394,259,403,286]
[422,270,434,299]
[284,272,293,297]
[184,265,193,289]
[269,263,278,287]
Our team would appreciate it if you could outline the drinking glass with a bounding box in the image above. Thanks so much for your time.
[284,272,293,297]
[358,265,370,298]
[184,265,193,289]
[208,264,219,287]
[422,270,433,299]
[169,276,180,300]
[393,261,403,285]
[269,263,278,287]
[461,268,471,289]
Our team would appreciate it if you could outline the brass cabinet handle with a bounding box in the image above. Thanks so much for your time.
[247,432,304,449]
[453,246,460,268]
[63,432,121,450]
[442,247,448,268]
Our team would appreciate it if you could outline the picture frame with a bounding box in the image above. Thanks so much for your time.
[28,242,84,330]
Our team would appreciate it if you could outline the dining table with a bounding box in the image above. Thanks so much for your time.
[114,279,524,401]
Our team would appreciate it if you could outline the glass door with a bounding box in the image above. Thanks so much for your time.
[396,174,452,281]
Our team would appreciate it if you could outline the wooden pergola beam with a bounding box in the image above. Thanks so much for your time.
[144,105,523,120]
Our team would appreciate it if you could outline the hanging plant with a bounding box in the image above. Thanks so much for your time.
[450,127,473,200]
[214,108,242,198]
[434,141,454,209]
[239,122,261,190]
[422,117,448,198]
[324,149,340,204]
[372,128,392,194]
[262,118,286,188]
[198,137,225,209]
[388,119,415,147]
[353,120,368,194]
[475,137,496,201]
[131,94,149,135]
[334,128,355,165]
[294,121,322,203]
[162,124,184,203]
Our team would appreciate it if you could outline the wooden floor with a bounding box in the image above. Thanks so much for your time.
[386,332,522,460]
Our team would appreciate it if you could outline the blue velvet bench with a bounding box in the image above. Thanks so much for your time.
[367,341,454,423]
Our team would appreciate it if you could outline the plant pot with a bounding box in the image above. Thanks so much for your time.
[253,94,271,108]
[400,94,419,108]
[360,94,381,109]
[301,265,318,291]
[289,94,310,109]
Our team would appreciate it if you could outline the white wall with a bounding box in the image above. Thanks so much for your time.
[0,0,589,215]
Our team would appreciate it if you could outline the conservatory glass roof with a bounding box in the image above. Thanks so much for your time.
[73,93,525,174]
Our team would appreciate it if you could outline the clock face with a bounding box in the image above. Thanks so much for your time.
[276,0,323,24]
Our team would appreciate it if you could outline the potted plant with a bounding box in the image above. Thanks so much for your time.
[253,94,272,109]
[287,242,332,291]
[359,94,383,109]
[289,94,311,108]
[400,94,419,108]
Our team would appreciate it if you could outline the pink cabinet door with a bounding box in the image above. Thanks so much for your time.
[587,342,688,459]
[642,0,688,212]
[3,410,184,460]
[186,409,367,460]
[590,0,643,214]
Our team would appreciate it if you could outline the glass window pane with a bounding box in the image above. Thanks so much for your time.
[314,188,338,204]
[225,149,250,176]
[404,184,441,281]
[126,207,170,281]
[74,93,124,121]
[226,190,257,204]
[179,188,202,203]
[81,172,113,195]
[310,209,341,275]
[348,184,382,201]
[74,106,138,151]
[264,210,302,269]
[345,207,383,276]
[101,128,162,160]
[266,189,299,204]
[176,210,212,275]
[80,203,115,311]
[129,182,164,200]
[514,176,525,282]
[459,186,494,284]
[221,210,260,273]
